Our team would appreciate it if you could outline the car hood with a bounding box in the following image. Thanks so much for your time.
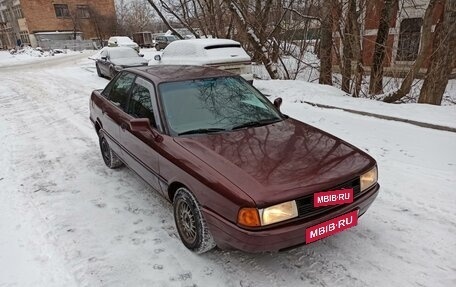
[174,118,375,207]
[111,57,148,66]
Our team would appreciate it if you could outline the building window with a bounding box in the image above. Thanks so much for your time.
[12,5,23,19]
[396,18,423,61]
[19,31,30,45]
[54,4,70,18]
[77,5,90,19]
[5,10,12,22]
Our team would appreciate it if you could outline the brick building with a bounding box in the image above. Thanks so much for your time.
[334,0,453,73]
[0,0,116,49]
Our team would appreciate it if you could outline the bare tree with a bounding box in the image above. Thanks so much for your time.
[383,0,437,103]
[351,0,365,97]
[341,0,358,93]
[418,0,456,105]
[368,0,398,95]
[145,0,184,39]
[90,7,117,46]
[116,0,155,36]
[226,0,279,79]
[319,0,333,85]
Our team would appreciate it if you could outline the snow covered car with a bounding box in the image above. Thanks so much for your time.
[154,35,177,51]
[107,36,140,52]
[89,65,380,253]
[95,47,148,79]
[153,39,254,83]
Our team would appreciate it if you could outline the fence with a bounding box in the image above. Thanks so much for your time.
[37,39,97,51]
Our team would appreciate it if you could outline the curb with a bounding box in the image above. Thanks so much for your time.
[300,101,456,133]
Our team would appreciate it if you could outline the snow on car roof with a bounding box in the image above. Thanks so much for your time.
[175,38,241,48]
[162,39,249,61]
[111,36,134,43]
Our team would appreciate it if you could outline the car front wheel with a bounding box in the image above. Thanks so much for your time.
[173,187,216,254]
[99,133,123,169]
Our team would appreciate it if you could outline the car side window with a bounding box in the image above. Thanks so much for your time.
[108,72,135,111]
[127,77,161,130]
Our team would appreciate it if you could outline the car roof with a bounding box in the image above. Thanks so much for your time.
[124,65,236,84]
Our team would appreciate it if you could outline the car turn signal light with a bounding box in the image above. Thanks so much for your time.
[237,208,261,227]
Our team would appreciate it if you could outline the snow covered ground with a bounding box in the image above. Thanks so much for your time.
[0,52,455,287]
[255,80,456,130]
[0,47,83,68]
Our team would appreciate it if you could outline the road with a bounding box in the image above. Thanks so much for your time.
[0,54,455,287]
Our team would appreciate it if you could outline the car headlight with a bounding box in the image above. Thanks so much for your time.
[237,200,298,227]
[260,200,298,226]
[360,166,378,191]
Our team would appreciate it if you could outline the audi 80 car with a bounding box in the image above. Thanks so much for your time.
[89,65,379,253]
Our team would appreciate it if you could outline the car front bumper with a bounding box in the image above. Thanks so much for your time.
[203,183,380,253]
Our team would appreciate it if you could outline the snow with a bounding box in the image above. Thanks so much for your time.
[255,80,456,129]
[0,47,82,68]
[158,39,251,65]
[110,36,135,44]
[0,52,455,287]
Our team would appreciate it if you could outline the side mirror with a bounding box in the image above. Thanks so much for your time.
[273,97,283,110]
[139,53,144,57]
[101,56,107,60]
[154,55,161,61]
[129,118,163,142]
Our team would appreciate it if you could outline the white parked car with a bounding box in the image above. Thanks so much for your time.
[153,39,253,83]
[107,36,139,52]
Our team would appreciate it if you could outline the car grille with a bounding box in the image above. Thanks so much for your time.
[295,178,361,218]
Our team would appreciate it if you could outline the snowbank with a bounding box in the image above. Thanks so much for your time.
[0,47,81,67]
[255,79,456,129]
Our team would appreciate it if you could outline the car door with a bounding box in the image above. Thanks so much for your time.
[101,72,136,156]
[118,76,164,194]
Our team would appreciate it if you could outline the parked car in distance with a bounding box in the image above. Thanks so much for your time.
[133,32,153,48]
[153,39,254,83]
[89,65,379,253]
[95,47,148,79]
[154,35,177,51]
[108,36,140,52]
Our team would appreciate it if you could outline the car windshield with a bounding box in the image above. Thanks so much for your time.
[110,49,139,59]
[159,77,282,135]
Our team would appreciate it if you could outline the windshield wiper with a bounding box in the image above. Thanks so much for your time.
[178,128,227,136]
[231,118,282,130]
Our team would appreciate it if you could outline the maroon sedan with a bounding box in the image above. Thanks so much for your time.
[89,65,379,253]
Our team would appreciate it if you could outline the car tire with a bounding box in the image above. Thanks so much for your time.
[99,133,123,169]
[155,45,161,51]
[173,187,216,254]
[96,63,103,77]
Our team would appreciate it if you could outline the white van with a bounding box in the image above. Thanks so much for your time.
[153,39,253,83]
